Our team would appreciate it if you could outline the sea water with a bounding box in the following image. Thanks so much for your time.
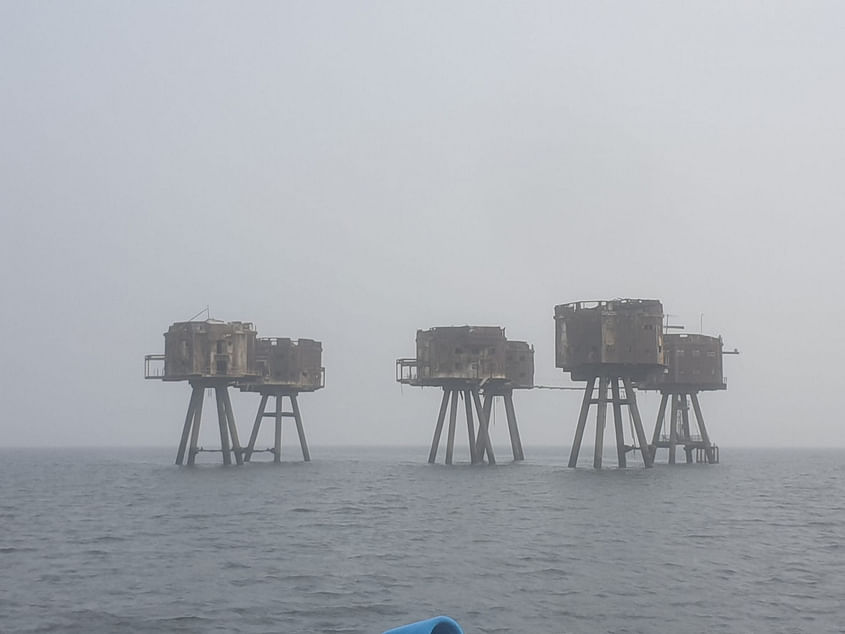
[1,446,842,633]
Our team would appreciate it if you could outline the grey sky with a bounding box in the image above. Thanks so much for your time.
[1,1,843,450]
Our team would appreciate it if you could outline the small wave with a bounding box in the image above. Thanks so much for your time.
[0,546,37,554]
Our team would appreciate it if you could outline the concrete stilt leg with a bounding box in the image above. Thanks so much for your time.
[273,394,282,464]
[651,392,669,460]
[474,389,495,465]
[668,394,679,464]
[291,394,311,462]
[445,389,458,465]
[244,393,268,462]
[222,388,243,465]
[623,377,652,468]
[216,388,232,466]
[569,377,596,468]
[690,392,714,463]
[593,376,609,469]
[176,386,200,465]
[187,387,204,466]
[504,390,524,461]
[464,389,479,464]
[611,378,626,468]
[429,389,450,464]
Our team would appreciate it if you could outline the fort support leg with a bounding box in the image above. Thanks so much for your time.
[244,394,269,462]
[668,394,679,464]
[680,394,693,463]
[176,386,201,465]
[187,387,205,466]
[611,378,626,468]
[473,390,495,465]
[690,392,714,464]
[593,376,609,469]
[464,389,479,464]
[291,394,311,462]
[216,388,232,466]
[445,389,458,465]
[623,377,652,467]
[651,392,669,461]
[429,389,450,464]
[222,389,243,465]
[504,390,525,461]
[569,376,596,468]
[273,395,282,463]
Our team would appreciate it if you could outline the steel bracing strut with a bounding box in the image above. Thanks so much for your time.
[243,392,311,463]
[568,376,652,469]
[175,381,244,466]
[650,391,717,464]
[428,385,525,465]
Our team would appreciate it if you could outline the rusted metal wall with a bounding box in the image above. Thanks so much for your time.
[416,326,507,382]
[254,337,323,390]
[554,299,664,377]
[163,320,256,379]
[505,340,534,388]
[648,333,725,390]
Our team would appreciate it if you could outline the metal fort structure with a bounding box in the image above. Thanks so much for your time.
[240,337,325,463]
[396,326,534,465]
[641,333,734,464]
[145,321,324,465]
[145,304,734,469]
[555,299,663,469]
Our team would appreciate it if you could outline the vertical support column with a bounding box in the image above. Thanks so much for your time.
[463,389,479,464]
[690,392,713,464]
[651,392,670,452]
[445,389,458,465]
[623,376,653,468]
[244,393,269,462]
[610,378,626,468]
[668,393,679,464]
[222,388,243,465]
[504,390,525,461]
[568,376,596,468]
[680,393,693,463]
[187,386,205,466]
[176,385,201,465]
[429,388,450,464]
[291,393,311,462]
[473,390,495,465]
[273,394,282,464]
[680,394,692,440]
[216,387,232,466]
[593,376,609,469]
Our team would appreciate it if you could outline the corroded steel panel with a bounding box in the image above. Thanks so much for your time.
[554,299,664,378]
[505,340,534,388]
[252,337,324,391]
[416,326,507,382]
[163,320,256,380]
[645,333,725,391]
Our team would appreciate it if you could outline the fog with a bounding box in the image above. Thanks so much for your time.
[2,1,843,450]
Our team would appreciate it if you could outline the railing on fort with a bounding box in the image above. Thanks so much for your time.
[144,354,166,379]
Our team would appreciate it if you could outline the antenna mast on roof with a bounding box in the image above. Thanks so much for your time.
[187,305,210,322]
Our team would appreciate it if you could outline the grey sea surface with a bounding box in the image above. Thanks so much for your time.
[1,446,843,634]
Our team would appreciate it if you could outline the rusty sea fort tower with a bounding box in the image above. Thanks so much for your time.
[241,337,324,463]
[145,320,324,465]
[555,299,663,469]
[641,332,734,464]
[396,326,534,465]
